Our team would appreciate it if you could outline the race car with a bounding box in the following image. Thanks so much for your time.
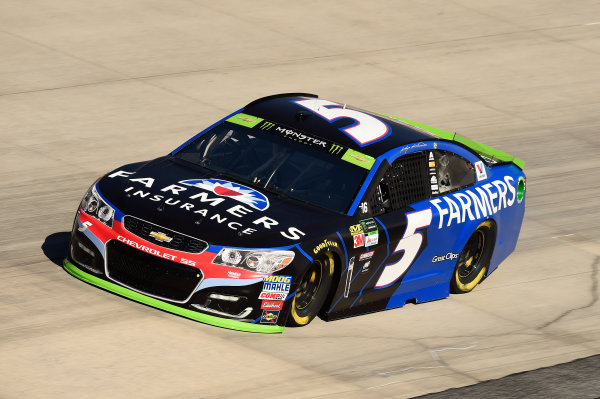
[64,93,526,333]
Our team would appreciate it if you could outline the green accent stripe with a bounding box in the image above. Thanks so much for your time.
[226,113,264,128]
[380,114,525,170]
[63,260,284,333]
[341,149,376,170]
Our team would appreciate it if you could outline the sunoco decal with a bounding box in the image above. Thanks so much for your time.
[260,310,280,324]
[180,179,270,211]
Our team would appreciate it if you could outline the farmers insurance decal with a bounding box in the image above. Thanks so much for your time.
[430,176,518,229]
[108,171,305,240]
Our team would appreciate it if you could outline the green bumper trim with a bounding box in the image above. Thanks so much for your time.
[63,260,284,333]
[381,114,524,170]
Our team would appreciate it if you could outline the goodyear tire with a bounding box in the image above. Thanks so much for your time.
[450,220,495,294]
[287,252,335,327]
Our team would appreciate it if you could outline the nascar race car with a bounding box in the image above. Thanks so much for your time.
[65,93,526,333]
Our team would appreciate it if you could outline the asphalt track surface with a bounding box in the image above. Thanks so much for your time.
[1,1,599,398]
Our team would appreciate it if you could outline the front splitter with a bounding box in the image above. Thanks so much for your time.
[63,259,284,333]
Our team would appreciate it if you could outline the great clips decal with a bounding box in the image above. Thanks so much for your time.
[180,179,270,211]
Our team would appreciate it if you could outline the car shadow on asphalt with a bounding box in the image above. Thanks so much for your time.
[41,232,71,267]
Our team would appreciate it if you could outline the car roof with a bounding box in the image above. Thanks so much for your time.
[242,93,437,158]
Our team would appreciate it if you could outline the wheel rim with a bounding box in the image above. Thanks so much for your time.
[295,260,323,310]
[457,230,485,280]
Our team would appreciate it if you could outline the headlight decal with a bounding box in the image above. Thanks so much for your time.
[80,184,122,227]
[213,248,295,274]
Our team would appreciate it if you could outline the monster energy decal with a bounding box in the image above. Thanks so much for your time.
[229,112,375,170]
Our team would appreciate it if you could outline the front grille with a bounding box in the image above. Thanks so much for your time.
[123,215,208,254]
[106,240,203,302]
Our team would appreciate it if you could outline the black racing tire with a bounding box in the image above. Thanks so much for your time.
[287,252,335,327]
[450,220,495,294]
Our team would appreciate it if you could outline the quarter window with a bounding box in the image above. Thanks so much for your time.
[431,150,475,194]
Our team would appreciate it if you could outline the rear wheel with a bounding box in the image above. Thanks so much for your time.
[288,253,335,327]
[451,220,495,294]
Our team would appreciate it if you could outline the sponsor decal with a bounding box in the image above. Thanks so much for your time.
[360,218,379,246]
[329,144,344,154]
[359,250,374,261]
[349,224,363,235]
[261,275,292,294]
[429,151,439,195]
[273,126,327,148]
[313,239,338,255]
[432,252,459,262]
[259,121,275,130]
[341,149,376,170]
[180,179,269,211]
[258,292,287,300]
[108,171,306,240]
[475,161,487,181]
[260,310,280,324]
[116,235,196,266]
[517,176,526,203]
[227,270,241,279]
[361,260,371,273]
[261,300,283,311]
[259,275,291,301]
[149,231,173,243]
[226,113,263,128]
[353,233,365,248]
[430,176,518,229]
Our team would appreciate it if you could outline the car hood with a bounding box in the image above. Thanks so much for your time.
[98,156,348,248]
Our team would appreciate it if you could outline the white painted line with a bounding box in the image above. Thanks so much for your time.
[429,345,477,360]
[552,233,575,239]
[584,22,600,25]
[369,366,447,388]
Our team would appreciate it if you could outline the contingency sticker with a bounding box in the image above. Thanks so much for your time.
[341,149,376,170]
[258,275,291,301]
[226,113,264,128]
[475,161,487,181]
[260,310,280,324]
[429,151,439,195]
[360,218,379,246]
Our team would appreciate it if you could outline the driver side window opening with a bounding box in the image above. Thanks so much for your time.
[369,151,430,215]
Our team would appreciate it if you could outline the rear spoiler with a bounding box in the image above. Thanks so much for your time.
[381,114,525,170]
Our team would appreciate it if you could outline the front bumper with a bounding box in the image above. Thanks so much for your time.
[63,259,284,333]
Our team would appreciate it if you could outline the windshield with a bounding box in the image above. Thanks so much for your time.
[174,121,369,213]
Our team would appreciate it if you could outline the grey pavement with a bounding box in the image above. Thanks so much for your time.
[1,1,599,398]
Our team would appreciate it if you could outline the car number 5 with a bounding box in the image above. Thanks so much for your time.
[294,99,389,146]
[375,208,432,288]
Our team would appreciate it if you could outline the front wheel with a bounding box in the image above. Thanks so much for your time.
[287,253,335,327]
[450,220,495,294]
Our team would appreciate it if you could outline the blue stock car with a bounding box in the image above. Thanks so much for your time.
[65,93,526,332]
